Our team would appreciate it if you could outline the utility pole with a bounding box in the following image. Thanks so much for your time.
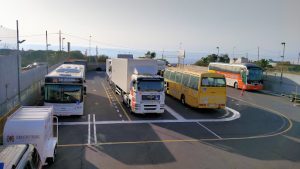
[59,30,61,51]
[298,52,300,65]
[280,42,286,82]
[67,42,70,58]
[16,20,21,103]
[89,35,92,56]
[46,30,49,73]
[257,46,260,61]
[95,46,98,64]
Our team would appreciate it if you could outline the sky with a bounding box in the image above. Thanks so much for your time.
[0,0,299,63]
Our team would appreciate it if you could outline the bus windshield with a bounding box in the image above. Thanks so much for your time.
[248,68,263,81]
[201,77,226,87]
[45,84,82,103]
[137,80,164,92]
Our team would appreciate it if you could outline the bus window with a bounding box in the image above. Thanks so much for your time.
[175,72,183,83]
[170,72,176,81]
[182,74,190,87]
[201,77,226,87]
[188,76,199,90]
[164,70,170,79]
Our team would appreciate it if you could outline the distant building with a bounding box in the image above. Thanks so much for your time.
[230,57,249,64]
[268,59,279,67]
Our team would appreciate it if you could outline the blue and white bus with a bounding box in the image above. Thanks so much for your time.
[43,64,86,116]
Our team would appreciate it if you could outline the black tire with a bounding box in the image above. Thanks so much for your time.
[181,95,185,105]
[46,157,54,165]
[234,82,238,89]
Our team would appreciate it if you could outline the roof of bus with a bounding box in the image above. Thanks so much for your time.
[209,62,261,69]
[46,64,85,78]
[166,66,225,77]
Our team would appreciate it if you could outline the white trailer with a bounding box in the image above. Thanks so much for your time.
[3,106,58,166]
[111,58,165,114]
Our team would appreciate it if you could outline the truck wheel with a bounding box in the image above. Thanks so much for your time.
[181,95,185,105]
[234,82,238,89]
[46,157,54,165]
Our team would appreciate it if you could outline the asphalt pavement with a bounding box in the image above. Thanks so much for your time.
[45,71,300,169]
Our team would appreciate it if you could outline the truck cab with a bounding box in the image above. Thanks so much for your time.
[127,75,165,113]
[0,144,42,169]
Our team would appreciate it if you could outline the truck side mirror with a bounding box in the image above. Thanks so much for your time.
[84,86,87,95]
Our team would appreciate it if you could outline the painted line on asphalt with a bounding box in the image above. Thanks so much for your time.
[88,114,91,145]
[101,82,112,105]
[93,114,97,144]
[109,84,132,121]
[227,95,293,136]
[164,105,185,120]
[57,107,240,125]
[197,122,222,139]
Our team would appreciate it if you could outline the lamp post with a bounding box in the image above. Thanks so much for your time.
[216,46,220,62]
[62,37,65,51]
[280,42,286,82]
[16,20,26,103]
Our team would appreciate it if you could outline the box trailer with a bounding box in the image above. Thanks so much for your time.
[3,106,58,166]
[111,58,165,114]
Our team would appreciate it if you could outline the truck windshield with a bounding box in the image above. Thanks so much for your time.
[248,68,263,81]
[45,84,83,103]
[137,80,164,92]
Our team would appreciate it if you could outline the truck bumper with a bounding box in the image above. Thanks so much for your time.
[134,104,165,114]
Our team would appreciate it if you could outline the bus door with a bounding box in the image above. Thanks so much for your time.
[186,75,199,107]
[240,69,247,87]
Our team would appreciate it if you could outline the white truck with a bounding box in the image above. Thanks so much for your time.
[3,106,58,166]
[0,144,42,169]
[111,58,165,114]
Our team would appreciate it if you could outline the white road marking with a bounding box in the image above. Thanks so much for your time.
[58,107,240,125]
[116,109,120,112]
[93,114,97,144]
[93,89,97,92]
[197,122,222,139]
[119,114,122,118]
[88,114,91,145]
[164,105,185,120]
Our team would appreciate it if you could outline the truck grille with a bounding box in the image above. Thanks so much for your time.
[143,105,157,110]
[142,95,160,100]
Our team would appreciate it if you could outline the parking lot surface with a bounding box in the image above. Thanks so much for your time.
[46,71,300,169]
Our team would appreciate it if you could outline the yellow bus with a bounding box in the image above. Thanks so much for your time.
[164,67,226,109]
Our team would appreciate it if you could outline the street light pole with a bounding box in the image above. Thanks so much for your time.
[280,42,286,82]
[216,46,219,56]
[16,20,26,103]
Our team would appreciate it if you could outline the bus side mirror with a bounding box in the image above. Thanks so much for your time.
[41,86,44,96]
[84,86,87,95]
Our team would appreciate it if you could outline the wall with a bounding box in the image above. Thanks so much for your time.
[263,72,300,95]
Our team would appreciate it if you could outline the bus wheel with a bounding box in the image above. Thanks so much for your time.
[234,82,238,89]
[181,95,185,105]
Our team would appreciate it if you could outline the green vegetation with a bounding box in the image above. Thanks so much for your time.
[20,50,86,67]
[194,54,230,66]
[254,59,271,70]
[139,51,156,59]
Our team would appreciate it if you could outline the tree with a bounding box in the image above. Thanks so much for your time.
[144,51,156,59]
[194,54,230,66]
[254,59,270,70]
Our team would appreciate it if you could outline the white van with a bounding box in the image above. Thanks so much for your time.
[0,144,42,169]
[3,106,58,166]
